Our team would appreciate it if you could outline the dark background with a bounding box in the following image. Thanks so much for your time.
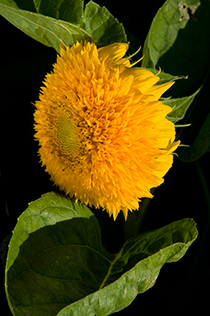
[1,0,210,314]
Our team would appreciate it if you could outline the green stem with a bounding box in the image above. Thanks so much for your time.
[99,250,122,290]
[124,190,154,240]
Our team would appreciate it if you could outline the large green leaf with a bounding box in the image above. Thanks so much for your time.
[5,192,197,316]
[34,0,83,23]
[0,4,92,53]
[142,0,201,69]
[0,0,127,53]
[57,218,197,316]
[0,0,83,22]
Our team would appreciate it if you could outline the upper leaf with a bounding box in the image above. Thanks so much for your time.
[79,1,127,47]
[142,0,201,69]
[0,4,92,52]
[34,0,84,23]
[5,193,197,316]
[0,0,127,53]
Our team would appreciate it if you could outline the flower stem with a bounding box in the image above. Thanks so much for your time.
[124,193,153,240]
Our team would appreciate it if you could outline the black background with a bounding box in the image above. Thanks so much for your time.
[1,1,210,314]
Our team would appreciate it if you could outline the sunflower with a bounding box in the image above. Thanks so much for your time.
[34,41,180,220]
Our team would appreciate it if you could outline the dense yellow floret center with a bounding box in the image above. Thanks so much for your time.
[57,114,79,156]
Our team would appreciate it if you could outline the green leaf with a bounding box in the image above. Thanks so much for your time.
[0,3,92,53]
[0,0,127,53]
[177,113,210,161]
[164,87,201,122]
[35,0,84,23]
[143,0,210,99]
[5,192,197,316]
[5,192,110,316]
[145,68,187,85]
[0,0,18,8]
[57,218,197,316]
[142,0,201,69]
[0,0,84,22]
[80,1,127,47]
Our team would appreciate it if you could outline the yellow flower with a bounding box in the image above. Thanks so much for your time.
[34,41,180,220]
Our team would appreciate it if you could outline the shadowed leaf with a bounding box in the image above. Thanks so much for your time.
[5,193,197,316]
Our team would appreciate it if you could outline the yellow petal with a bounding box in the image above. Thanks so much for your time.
[121,68,160,93]
[98,42,130,69]
[146,81,175,100]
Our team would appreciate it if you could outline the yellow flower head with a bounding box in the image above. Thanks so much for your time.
[34,41,180,220]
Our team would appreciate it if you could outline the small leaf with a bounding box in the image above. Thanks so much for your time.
[142,0,201,69]
[145,68,187,84]
[5,192,197,316]
[165,87,200,122]
[177,113,210,161]
[80,1,127,47]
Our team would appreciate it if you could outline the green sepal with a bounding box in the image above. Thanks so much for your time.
[164,87,201,123]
